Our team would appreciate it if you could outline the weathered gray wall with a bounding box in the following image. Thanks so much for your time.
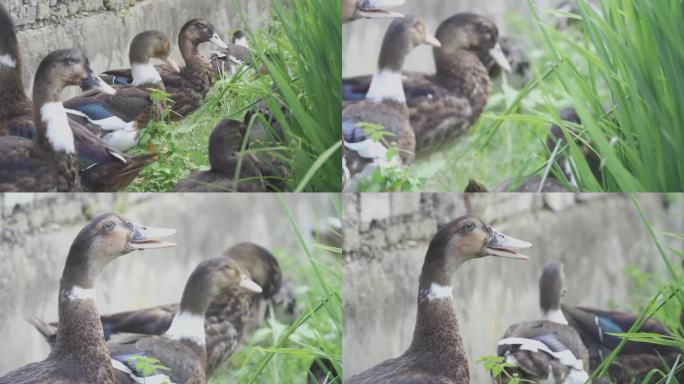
[343,0,559,76]
[9,0,269,95]
[0,193,336,375]
[342,193,684,382]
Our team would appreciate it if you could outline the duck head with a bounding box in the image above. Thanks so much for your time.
[129,30,180,85]
[225,242,282,298]
[343,0,405,22]
[62,213,176,288]
[208,119,260,177]
[232,30,249,48]
[378,16,441,71]
[197,257,263,297]
[539,260,569,324]
[435,12,511,72]
[179,18,228,52]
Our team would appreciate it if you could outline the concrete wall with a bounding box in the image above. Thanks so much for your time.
[343,0,560,76]
[342,193,684,382]
[0,193,337,375]
[10,0,269,95]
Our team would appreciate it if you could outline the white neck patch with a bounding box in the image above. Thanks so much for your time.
[234,36,249,48]
[65,285,96,301]
[365,69,405,103]
[41,102,75,154]
[164,311,206,346]
[0,54,17,68]
[131,63,162,86]
[425,282,452,302]
[542,308,569,325]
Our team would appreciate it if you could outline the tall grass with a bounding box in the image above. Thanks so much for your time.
[511,0,684,192]
[210,194,342,384]
[127,0,340,192]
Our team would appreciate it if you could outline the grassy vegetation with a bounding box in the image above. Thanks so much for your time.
[210,194,342,384]
[480,195,684,383]
[360,0,684,192]
[126,0,340,192]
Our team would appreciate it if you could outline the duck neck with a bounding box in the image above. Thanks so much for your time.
[366,38,410,103]
[51,246,113,381]
[164,275,215,349]
[32,74,75,154]
[406,247,470,381]
[433,47,491,119]
[130,61,162,86]
[179,36,199,65]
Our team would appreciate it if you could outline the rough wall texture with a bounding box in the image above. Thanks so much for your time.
[0,193,335,375]
[343,193,684,382]
[9,0,269,94]
[343,0,560,76]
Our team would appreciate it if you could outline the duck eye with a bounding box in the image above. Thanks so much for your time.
[464,222,476,232]
[104,221,116,232]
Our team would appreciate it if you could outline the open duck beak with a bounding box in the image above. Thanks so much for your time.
[82,70,117,95]
[238,274,263,293]
[209,33,229,49]
[131,223,177,250]
[358,0,405,19]
[165,57,181,73]
[485,227,532,260]
[489,43,512,72]
[424,34,442,48]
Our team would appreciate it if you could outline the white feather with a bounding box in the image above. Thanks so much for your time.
[234,36,249,48]
[365,69,405,103]
[0,54,16,68]
[103,129,140,152]
[41,102,75,154]
[497,337,584,370]
[164,311,206,345]
[66,286,96,301]
[425,282,452,302]
[131,63,162,86]
[541,308,569,325]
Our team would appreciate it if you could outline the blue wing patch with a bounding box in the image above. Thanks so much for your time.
[533,333,569,353]
[342,83,367,101]
[73,102,114,121]
[598,316,625,334]
[343,120,367,143]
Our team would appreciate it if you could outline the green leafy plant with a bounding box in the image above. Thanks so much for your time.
[124,356,171,384]
[477,355,534,384]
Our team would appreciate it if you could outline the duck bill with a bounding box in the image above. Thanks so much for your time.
[165,57,181,73]
[485,228,532,260]
[209,33,229,49]
[424,34,442,48]
[489,43,512,72]
[358,0,405,18]
[239,274,263,293]
[82,70,117,95]
[131,223,177,250]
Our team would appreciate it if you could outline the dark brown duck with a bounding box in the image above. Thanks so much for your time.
[107,257,262,384]
[342,16,440,190]
[346,215,532,384]
[0,214,176,384]
[173,119,266,192]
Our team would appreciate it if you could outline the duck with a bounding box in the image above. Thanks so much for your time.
[342,16,440,190]
[0,49,117,192]
[343,13,511,155]
[101,19,229,118]
[0,5,157,192]
[495,261,590,383]
[0,213,176,384]
[346,215,532,384]
[107,257,262,384]
[173,119,265,192]
[343,0,405,23]
[492,107,603,192]
[210,30,254,76]
[29,242,291,377]
[0,3,34,139]
[65,30,180,152]
[308,358,338,384]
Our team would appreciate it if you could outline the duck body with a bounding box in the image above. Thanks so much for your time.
[346,216,532,383]
[174,119,265,192]
[496,320,589,383]
[0,214,176,384]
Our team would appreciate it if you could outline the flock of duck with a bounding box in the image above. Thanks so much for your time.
[345,215,681,384]
[0,4,279,192]
[341,0,602,192]
[0,213,300,383]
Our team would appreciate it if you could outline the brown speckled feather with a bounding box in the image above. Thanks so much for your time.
[173,170,265,192]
